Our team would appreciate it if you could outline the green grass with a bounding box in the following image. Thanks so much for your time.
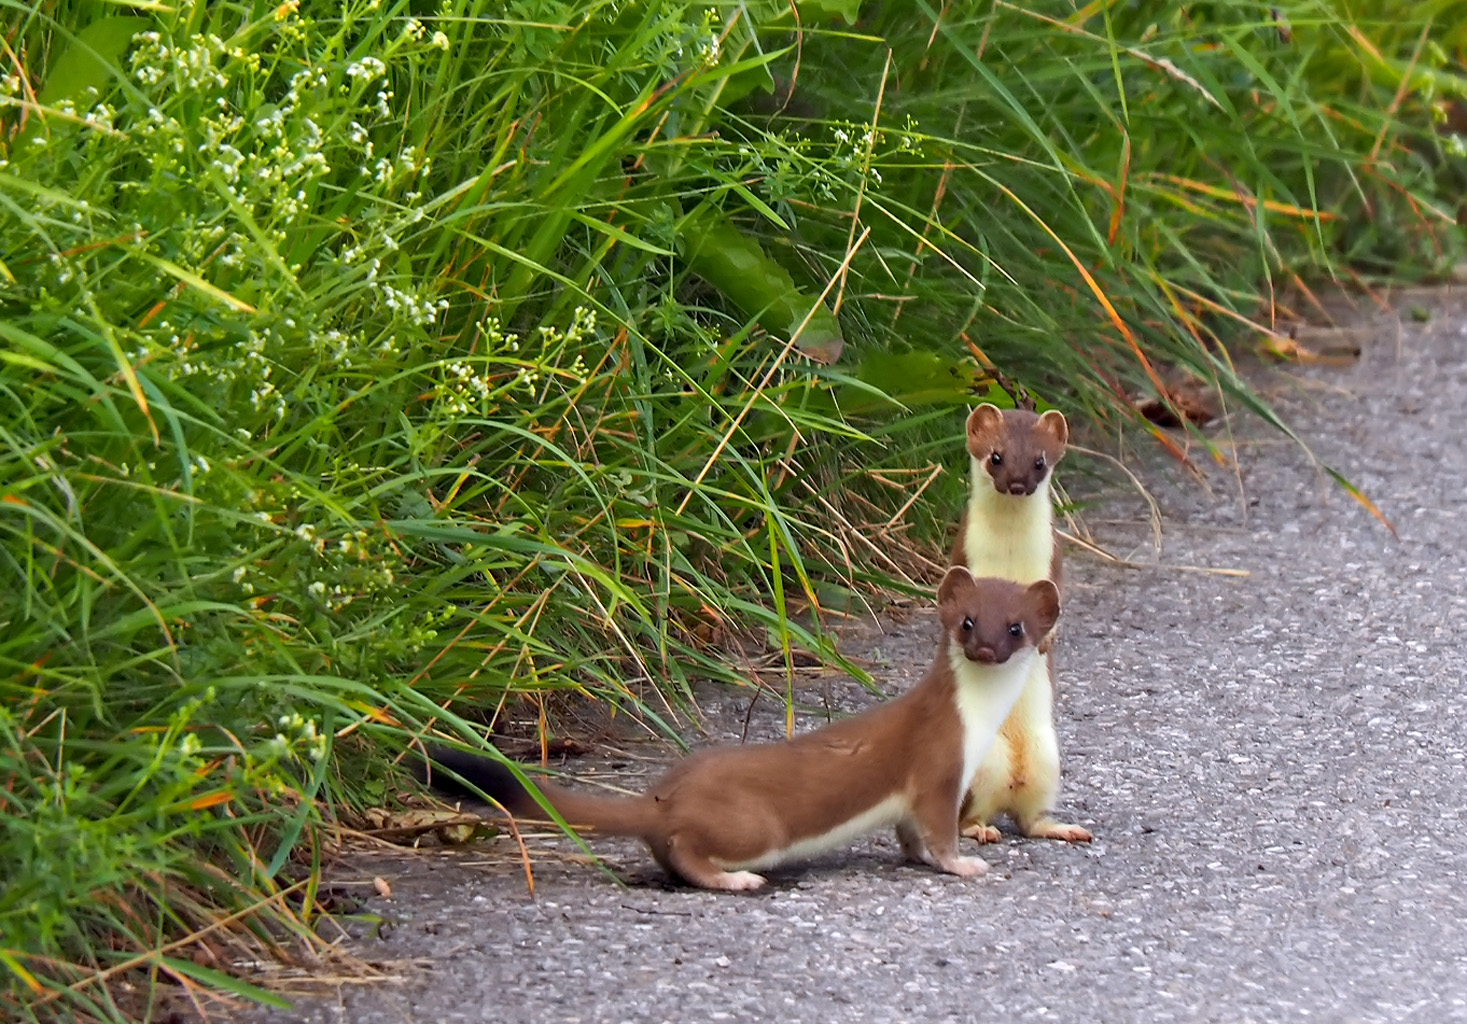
[1,0,1462,1018]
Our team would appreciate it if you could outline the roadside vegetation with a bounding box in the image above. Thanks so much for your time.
[2,0,1462,1018]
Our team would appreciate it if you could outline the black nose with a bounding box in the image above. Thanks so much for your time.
[1006,481,1030,496]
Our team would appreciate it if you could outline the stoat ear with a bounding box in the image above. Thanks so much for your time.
[1025,579,1061,639]
[966,403,1004,456]
[936,565,978,612]
[1036,409,1069,449]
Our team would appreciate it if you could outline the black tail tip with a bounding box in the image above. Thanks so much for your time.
[422,746,526,809]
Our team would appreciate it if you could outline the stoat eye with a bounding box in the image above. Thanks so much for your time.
[1034,455,1046,471]
[961,617,974,633]
[1007,622,1024,638]
[989,451,1003,467]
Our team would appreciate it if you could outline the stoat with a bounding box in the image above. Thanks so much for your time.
[949,403,1092,844]
[428,569,1060,892]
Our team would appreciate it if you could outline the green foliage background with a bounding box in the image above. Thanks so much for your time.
[1,0,1462,1017]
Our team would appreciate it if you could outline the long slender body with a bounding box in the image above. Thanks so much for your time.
[429,570,1061,891]
[950,404,1092,844]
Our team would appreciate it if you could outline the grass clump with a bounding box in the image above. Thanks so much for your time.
[734,2,1465,443]
[1,0,1462,1018]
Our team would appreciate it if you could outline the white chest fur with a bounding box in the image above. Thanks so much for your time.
[951,648,1038,806]
[961,456,1054,584]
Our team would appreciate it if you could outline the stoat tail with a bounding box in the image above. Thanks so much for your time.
[426,748,657,837]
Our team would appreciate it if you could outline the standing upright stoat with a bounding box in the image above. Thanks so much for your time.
[428,569,1060,892]
[949,403,1092,844]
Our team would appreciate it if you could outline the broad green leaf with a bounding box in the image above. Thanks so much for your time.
[37,16,149,106]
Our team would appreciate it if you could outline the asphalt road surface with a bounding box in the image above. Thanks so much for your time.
[239,289,1467,1024]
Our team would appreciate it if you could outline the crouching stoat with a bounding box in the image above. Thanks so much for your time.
[428,569,1060,892]
[950,403,1092,844]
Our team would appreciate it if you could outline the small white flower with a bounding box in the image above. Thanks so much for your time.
[346,56,386,82]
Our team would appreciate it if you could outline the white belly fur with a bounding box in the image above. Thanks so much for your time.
[952,648,1040,809]
[961,461,1061,825]
[723,793,908,872]
[961,456,1054,584]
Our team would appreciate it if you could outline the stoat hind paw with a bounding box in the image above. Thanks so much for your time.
[1027,819,1093,843]
[961,822,1003,844]
[710,870,768,891]
[939,854,990,879]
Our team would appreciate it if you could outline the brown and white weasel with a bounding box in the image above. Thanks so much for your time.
[950,403,1092,844]
[427,569,1060,892]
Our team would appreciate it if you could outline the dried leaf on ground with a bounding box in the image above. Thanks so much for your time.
[356,808,498,846]
[1133,370,1222,427]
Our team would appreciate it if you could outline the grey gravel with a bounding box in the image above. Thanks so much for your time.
[240,290,1467,1024]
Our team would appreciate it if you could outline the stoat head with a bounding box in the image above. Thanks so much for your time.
[965,403,1068,497]
[937,567,1060,666]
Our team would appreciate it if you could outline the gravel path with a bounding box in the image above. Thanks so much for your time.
[239,289,1467,1024]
